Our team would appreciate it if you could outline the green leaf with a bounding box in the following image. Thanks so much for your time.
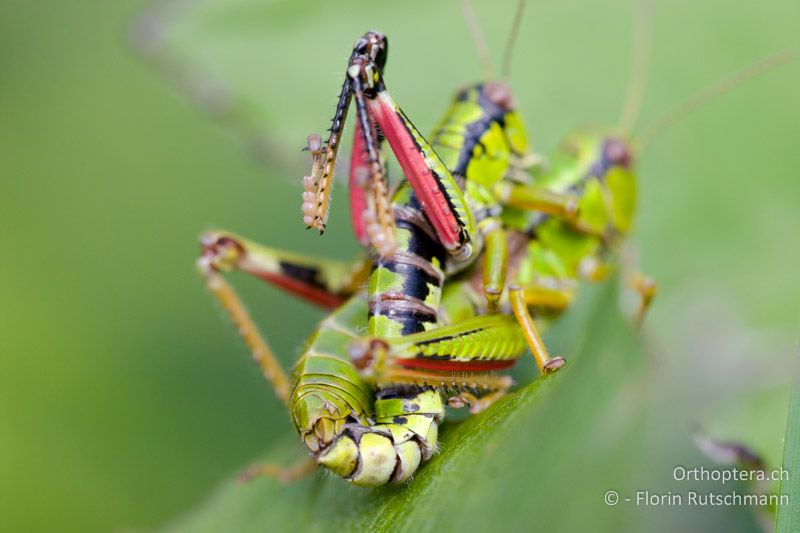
[164,281,659,532]
[776,363,800,532]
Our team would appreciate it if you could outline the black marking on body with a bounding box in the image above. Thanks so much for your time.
[402,401,420,412]
[376,387,428,402]
[450,84,510,178]
[409,353,452,360]
[369,199,447,335]
[414,328,483,347]
[382,260,439,303]
[279,261,327,290]
[398,219,447,266]
[394,204,438,244]
[368,302,437,334]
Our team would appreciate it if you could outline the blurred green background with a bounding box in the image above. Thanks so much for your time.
[1,0,798,531]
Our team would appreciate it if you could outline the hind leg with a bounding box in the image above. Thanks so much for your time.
[200,230,369,310]
[199,234,370,483]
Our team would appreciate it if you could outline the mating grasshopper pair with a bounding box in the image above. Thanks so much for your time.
[198,1,793,486]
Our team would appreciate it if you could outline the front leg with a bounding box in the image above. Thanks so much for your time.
[302,30,391,241]
[307,32,480,262]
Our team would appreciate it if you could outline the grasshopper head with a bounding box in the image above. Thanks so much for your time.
[482,81,533,163]
[483,80,516,111]
[292,392,350,453]
[448,81,532,187]
[551,131,635,183]
[291,341,374,456]
[546,131,638,236]
[598,137,633,171]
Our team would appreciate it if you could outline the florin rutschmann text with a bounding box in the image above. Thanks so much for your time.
[603,466,789,508]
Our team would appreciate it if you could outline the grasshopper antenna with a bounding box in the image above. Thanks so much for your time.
[617,0,655,135]
[459,0,496,81]
[500,0,526,79]
[635,48,797,153]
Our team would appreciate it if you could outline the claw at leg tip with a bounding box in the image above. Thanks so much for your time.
[543,356,566,374]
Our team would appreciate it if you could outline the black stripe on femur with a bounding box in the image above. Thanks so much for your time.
[412,328,483,348]
[278,261,328,290]
[406,353,452,361]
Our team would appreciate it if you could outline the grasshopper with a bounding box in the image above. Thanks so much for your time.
[198,0,794,486]
[201,17,548,485]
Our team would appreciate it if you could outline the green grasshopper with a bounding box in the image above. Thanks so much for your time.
[439,1,797,330]
[198,1,794,486]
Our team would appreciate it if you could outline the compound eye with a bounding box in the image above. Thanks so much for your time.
[604,138,631,168]
[484,82,515,110]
